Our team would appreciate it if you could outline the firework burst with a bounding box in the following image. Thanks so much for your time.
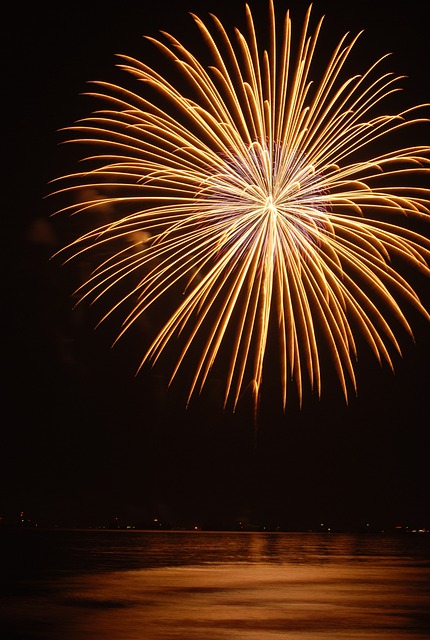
[52,2,430,413]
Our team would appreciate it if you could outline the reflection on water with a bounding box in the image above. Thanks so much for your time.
[1,530,430,639]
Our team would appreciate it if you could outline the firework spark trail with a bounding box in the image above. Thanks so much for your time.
[52,1,430,413]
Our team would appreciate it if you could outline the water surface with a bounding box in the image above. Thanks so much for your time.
[1,529,429,639]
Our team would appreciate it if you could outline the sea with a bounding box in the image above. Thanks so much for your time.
[1,528,429,639]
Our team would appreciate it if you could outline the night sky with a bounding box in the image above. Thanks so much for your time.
[3,0,429,531]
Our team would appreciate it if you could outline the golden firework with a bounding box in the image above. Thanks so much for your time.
[52,2,430,412]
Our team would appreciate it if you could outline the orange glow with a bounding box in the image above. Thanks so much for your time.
[52,2,430,412]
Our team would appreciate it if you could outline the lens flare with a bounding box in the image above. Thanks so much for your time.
[52,2,430,413]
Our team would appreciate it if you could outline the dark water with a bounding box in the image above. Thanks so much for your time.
[1,529,429,639]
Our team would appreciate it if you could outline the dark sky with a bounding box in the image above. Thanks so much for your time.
[3,0,429,531]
